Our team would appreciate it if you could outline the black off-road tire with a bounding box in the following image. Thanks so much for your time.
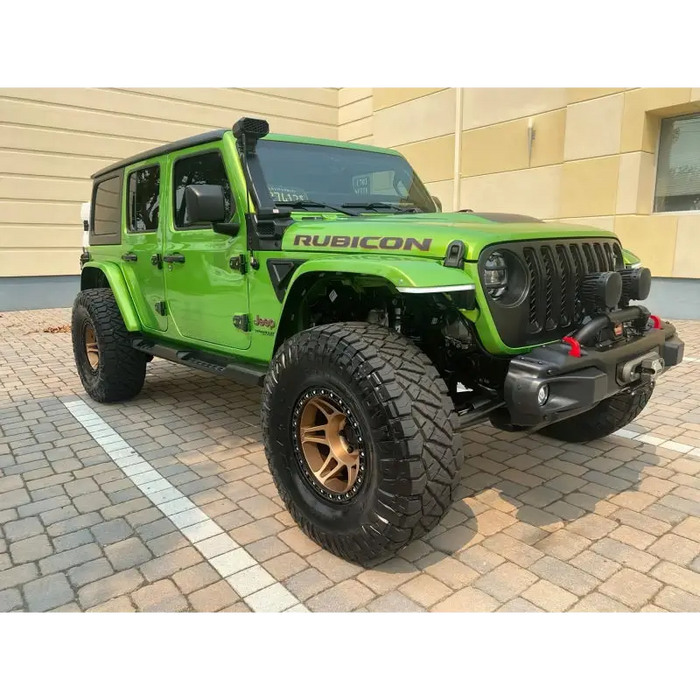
[72,288,147,403]
[262,322,463,565]
[538,384,653,443]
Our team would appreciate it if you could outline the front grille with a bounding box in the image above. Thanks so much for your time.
[479,238,624,348]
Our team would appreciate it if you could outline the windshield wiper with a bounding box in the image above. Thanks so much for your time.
[341,201,421,214]
[275,200,358,216]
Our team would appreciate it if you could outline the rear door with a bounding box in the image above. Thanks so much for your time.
[120,159,167,332]
[163,146,250,350]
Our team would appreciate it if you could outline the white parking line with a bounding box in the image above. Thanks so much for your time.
[63,398,307,613]
[613,427,700,456]
[611,356,700,456]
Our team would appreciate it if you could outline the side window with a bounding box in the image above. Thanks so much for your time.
[173,151,233,228]
[92,176,121,237]
[128,165,160,232]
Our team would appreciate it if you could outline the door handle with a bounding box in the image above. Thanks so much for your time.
[163,253,186,264]
[121,252,138,262]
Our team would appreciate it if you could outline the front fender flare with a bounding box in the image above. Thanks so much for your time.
[622,248,641,267]
[81,261,141,332]
[273,255,477,348]
[283,255,477,295]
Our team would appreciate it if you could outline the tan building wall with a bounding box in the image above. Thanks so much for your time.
[0,88,337,279]
[338,88,373,144]
[3,87,700,287]
[354,87,700,279]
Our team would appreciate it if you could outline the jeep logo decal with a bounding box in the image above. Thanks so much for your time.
[293,234,432,252]
[254,315,276,329]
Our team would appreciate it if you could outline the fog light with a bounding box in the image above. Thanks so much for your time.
[537,385,549,406]
[619,266,652,303]
[581,271,623,312]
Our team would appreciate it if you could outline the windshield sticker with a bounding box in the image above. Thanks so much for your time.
[352,175,370,195]
[293,234,432,252]
[268,185,308,202]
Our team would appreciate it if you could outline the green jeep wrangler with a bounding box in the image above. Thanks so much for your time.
[72,117,684,564]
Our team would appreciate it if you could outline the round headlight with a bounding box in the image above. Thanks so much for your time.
[484,252,508,299]
[482,249,528,306]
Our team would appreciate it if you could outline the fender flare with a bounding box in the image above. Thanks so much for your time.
[80,261,141,332]
[284,255,476,294]
[273,255,477,348]
[622,248,641,268]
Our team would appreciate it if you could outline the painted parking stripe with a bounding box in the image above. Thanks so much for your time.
[611,356,700,456]
[613,427,700,457]
[63,398,307,613]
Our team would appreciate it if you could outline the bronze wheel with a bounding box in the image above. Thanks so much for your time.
[263,322,462,564]
[71,289,147,403]
[84,323,99,371]
[292,388,366,503]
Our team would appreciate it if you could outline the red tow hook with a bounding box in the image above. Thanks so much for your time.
[650,315,662,329]
[561,336,582,358]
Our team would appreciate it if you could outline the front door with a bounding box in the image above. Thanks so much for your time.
[163,147,250,351]
[120,159,167,332]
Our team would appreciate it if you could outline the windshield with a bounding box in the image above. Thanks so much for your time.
[256,139,437,213]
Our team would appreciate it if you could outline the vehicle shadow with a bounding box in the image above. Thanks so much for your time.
[134,361,671,573]
[384,421,670,570]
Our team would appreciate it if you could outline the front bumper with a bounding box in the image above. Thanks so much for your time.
[503,317,684,430]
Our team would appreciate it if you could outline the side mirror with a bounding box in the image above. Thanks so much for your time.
[184,184,226,224]
[432,195,442,212]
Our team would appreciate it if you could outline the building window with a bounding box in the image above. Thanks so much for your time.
[655,113,700,213]
[127,165,160,232]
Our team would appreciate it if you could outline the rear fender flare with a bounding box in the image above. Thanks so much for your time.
[80,261,141,332]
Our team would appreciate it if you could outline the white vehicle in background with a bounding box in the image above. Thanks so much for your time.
[80,202,90,264]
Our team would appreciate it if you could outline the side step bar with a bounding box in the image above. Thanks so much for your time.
[132,337,267,387]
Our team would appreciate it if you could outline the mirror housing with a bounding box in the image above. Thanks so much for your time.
[184,184,226,224]
[184,185,239,235]
[432,195,442,212]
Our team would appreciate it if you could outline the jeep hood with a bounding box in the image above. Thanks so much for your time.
[282,212,620,261]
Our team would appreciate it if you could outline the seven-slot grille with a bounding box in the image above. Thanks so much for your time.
[524,240,623,334]
[479,238,625,348]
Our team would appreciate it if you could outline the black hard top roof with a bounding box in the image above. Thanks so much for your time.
[91,129,228,179]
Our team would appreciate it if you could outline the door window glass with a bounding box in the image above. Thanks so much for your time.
[173,151,233,228]
[127,165,160,232]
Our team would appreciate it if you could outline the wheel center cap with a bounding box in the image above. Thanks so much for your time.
[339,421,359,452]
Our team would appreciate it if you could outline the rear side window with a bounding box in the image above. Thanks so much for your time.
[128,165,160,232]
[173,150,233,228]
[92,176,121,237]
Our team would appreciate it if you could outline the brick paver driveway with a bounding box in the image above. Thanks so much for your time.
[2,308,700,612]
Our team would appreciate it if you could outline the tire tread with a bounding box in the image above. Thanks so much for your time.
[261,322,462,564]
[71,288,146,403]
[539,385,653,443]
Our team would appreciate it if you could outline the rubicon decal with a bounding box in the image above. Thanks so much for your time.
[293,234,432,252]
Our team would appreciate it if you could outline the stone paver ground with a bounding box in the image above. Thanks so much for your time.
[2,308,700,612]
